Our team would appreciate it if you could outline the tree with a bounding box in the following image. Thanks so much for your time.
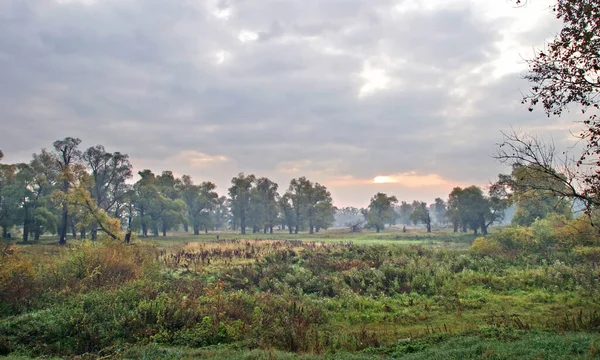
[397,201,414,225]
[254,177,280,234]
[132,170,161,237]
[212,196,228,231]
[335,207,366,232]
[279,193,296,234]
[493,164,573,226]
[410,201,431,232]
[179,175,218,235]
[28,150,60,241]
[82,145,132,239]
[55,165,123,241]
[446,186,507,235]
[228,173,256,235]
[305,183,333,234]
[431,198,446,226]
[367,193,398,233]
[0,162,19,238]
[496,130,593,215]
[513,0,600,212]
[447,188,463,232]
[155,171,185,236]
[53,137,82,245]
[287,177,310,234]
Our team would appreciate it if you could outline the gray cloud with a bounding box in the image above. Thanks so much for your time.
[0,0,568,206]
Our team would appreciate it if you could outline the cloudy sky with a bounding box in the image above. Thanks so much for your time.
[0,0,580,207]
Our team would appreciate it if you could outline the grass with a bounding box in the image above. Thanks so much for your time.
[126,227,479,249]
[2,227,600,359]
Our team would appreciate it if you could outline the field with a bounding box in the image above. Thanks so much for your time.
[1,227,600,359]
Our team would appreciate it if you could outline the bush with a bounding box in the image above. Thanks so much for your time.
[44,240,158,291]
[0,244,39,315]
[471,237,502,256]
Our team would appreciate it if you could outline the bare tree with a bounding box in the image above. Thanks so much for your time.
[495,129,599,212]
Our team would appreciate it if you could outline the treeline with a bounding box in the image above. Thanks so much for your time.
[336,164,575,235]
[0,138,576,243]
[0,138,337,243]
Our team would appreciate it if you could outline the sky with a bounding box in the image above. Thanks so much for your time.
[0,0,583,207]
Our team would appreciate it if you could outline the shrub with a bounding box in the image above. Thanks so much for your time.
[471,237,502,256]
[0,244,39,315]
[44,240,158,291]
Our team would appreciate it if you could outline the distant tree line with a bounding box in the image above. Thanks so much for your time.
[335,164,575,235]
[0,137,577,244]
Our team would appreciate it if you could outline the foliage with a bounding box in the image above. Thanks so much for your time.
[366,193,397,233]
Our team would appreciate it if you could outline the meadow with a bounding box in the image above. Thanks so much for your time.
[1,226,600,359]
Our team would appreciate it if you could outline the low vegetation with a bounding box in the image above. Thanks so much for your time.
[1,218,599,359]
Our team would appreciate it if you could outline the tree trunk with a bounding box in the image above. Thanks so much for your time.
[240,216,246,235]
[91,223,98,240]
[315,226,320,233]
[22,205,29,243]
[71,224,77,240]
[263,225,268,234]
[80,228,86,239]
[294,225,299,234]
[376,225,381,233]
[184,223,188,232]
[59,202,68,245]
[162,223,167,237]
[34,229,41,241]
[453,222,458,233]
[309,225,314,234]
[1,226,7,239]
[288,226,293,234]
[427,222,431,233]
[205,227,208,234]
[142,223,148,237]
[153,225,158,237]
[481,220,488,236]
[193,225,200,236]
[462,223,467,233]
[270,226,273,234]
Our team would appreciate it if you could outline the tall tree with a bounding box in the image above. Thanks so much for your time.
[228,173,256,235]
[0,162,18,238]
[507,0,600,213]
[53,137,82,245]
[132,170,161,237]
[254,177,280,234]
[82,145,132,239]
[287,177,311,234]
[155,171,185,236]
[28,150,60,241]
[179,175,218,235]
[367,193,398,233]
[279,193,296,234]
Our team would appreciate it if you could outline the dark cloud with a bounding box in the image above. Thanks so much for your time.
[0,0,568,205]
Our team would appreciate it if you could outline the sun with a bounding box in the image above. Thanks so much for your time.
[373,176,394,184]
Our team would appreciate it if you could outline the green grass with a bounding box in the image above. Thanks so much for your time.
[126,228,479,249]
[4,330,596,359]
[3,227,600,359]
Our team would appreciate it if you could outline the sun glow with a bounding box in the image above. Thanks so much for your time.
[373,176,394,183]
